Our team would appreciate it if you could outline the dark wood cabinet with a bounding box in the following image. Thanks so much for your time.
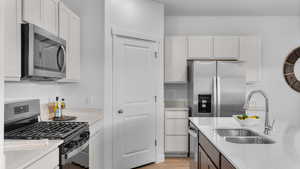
[221,155,236,169]
[199,145,217,169]
[198,130,236,169]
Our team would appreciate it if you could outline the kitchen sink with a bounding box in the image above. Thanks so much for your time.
[216,128,260,137]
[216,128,276,144]
[225,136,275,144]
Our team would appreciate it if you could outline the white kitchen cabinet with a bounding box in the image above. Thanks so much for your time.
[58,2,81,82]
[240,36,261,83]
[25,149,59,169]
[188,36,213,59]
[164,110,188,155]
[165,135,188,153]
[213,36,240,59]
[4,0,22,81]
[165,36,187,83]
[42,0,59,35]
[23,0,59,35]
[22,0,42,26]
[89,131,104,169]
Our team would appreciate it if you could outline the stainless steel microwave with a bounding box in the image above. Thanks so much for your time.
[21,24,66,80]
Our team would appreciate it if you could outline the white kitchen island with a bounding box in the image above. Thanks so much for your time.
[190,117,300,169]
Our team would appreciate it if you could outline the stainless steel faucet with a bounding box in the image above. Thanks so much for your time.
[244,90,274,135]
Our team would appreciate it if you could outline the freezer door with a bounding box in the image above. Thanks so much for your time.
[217,61,246,117]
[188,61,217,117]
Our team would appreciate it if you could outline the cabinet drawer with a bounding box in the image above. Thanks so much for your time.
[165,119,188,135]
[165,110,188,119]
[165,135,188,153]
[221,155,236,169]
[199,132,220,168]
[25,148,59,169]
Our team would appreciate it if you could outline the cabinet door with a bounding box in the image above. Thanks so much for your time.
[58,2,69,41]
[240,36,261,83]
[4,0,21,81]
[68,13,81,81]
[200,146,217,169]
[165,135,188,153]
[42,0,59,35]
[188,36,213,59]
[214,36,239,59]
[165,36,187,83]
[165,119,188,135]
[58,2,81,82]
[221,155,236,169]
[89,131,104,169]
[22,0,42,26]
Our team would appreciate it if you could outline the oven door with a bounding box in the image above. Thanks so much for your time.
[22,24,66,80]
[189,123,199,169]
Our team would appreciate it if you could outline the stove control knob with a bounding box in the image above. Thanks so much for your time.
[80,132,89,138]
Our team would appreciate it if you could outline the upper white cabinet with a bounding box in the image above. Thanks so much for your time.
[165,36,187,83]
[165,35,261,84]
[58,2,81,82]
[22,0,42,26]
[4,0,22,81]
[240,36,261,83]
[23,0,59,36]
[188,36,213,59]
[213,36,240,59]
[42,0,59,35]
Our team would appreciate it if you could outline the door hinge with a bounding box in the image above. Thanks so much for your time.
[154,51,158,58]
[155,139,157,146]
[154,96,157,103]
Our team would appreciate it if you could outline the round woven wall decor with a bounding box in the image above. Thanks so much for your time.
[283,46,300,92]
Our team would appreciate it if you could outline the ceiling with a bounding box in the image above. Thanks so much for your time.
[154,0,300,16]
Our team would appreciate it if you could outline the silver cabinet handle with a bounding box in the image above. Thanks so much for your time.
[118,109,124,114]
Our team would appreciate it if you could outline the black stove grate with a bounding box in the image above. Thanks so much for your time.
[4,121,87,140]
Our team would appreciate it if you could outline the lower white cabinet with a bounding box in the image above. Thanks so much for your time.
[165,110,188,155]
[89,130,104,169]
[25,148,59,169]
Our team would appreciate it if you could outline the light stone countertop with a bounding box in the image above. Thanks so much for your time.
[4,140,63,169]
[189,117,300,169]
[61,108,103,126]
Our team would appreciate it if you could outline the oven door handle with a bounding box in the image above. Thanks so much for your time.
[63,141,89,160]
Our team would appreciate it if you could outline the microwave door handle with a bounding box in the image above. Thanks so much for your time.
[57,45,66,72]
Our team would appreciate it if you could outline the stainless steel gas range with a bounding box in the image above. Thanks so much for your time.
[4,99,89,169]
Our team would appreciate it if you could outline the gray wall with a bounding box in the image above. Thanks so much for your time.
[61,0,105,109]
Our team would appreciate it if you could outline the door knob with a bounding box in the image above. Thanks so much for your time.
[118,109,124,114]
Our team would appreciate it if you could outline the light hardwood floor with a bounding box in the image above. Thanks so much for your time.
[136,158,190,169]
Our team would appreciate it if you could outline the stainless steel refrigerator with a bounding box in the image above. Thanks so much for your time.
[187,60,246,117]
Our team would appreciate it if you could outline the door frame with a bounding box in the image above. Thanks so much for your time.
[104,25,165,169]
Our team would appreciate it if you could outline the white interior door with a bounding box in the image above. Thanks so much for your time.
[113,36,157,169]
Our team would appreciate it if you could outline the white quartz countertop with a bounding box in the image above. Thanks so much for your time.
[49,108,103,126]
[4,140,63,169]
[189,117,300,169]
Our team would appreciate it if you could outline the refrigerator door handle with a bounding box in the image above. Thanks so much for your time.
[212,76,217,117]
[217,76,221,117]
